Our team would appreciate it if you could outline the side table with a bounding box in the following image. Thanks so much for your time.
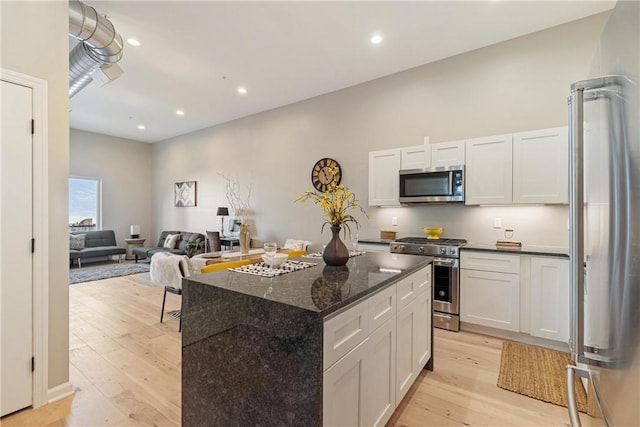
[125,237,146,260]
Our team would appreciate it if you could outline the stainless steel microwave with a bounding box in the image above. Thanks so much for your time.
[399,165,464,203]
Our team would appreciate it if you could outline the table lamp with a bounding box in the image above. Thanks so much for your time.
[216,207,229,236]
[130,225,141,238]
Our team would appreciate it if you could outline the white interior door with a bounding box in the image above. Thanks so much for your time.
[1,79,34,416]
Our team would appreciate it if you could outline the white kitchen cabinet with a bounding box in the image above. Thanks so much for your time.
[323,338,369,427]
[395,278,431,404]
[369,149,401,206]
[460,269,520,332]
[513,127,568,204]
[395,297,417,403]
[460,251,521,274]
[364,317,396,427]
[413,290,431,373]
[323,299,369,370]
[322,263,432,427]
[460,251,520,332]
[431,140,465,167]
[529,257,570,342]
[400,143,430,170]
[465,134,513,205]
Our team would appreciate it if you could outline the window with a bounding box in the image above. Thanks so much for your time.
[69,177,101,230]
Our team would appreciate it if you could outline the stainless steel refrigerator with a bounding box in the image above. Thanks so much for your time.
[567,1,639,426]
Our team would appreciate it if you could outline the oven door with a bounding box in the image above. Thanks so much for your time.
[432,257,459,315]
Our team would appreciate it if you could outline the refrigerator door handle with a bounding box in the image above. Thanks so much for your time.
[566,365,592,427]
[566,365,583,427]
[568,84,586,361]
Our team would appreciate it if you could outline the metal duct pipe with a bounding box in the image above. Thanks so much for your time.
[68,0,124,97]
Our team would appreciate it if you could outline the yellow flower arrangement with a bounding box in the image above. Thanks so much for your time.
[295,167,370,235]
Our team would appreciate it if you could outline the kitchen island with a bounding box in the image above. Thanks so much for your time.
[182,251,433,426]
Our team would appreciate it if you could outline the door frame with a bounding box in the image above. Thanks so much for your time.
[1,68,49,409]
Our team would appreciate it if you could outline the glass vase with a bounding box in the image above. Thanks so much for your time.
[239,223,250,254]
[323,225,349,266]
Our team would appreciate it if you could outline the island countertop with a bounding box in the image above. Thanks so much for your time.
[181,251,433,426]
[183,251,432,318]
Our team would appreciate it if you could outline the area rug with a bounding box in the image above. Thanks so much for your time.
[69,263,150,284]
[497,341,589,413]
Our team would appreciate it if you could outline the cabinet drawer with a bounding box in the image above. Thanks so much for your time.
[368,285,396,332]
[324,300,370,370]
[397,267,432,311]
[461,251,520,274]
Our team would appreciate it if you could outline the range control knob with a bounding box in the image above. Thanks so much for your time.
[392,244,403,253]
[418,246,424,254]
[439,247,447,254]
[449,247,457,255]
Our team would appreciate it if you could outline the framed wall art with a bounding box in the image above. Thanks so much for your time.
[175,181,197,207]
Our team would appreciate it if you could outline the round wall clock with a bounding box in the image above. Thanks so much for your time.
[311,158,342,192]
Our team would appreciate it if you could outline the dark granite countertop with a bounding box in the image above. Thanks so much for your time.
[358,237,394,245]
[184,251,432,318]
[462,243,569,258]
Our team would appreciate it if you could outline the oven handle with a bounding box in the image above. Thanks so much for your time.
[432,257,458,268]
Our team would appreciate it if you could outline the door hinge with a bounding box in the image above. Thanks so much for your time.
[31,119,34,135]
[31,357,34,372]
[31,238,35,253]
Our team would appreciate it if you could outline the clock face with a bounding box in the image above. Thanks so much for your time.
[311,158,342,192]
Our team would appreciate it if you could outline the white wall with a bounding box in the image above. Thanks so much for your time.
[0,1,69,390]
[152,12,608,251]
[70,129,153,247]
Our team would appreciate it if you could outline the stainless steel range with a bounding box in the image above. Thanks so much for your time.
[390,237,466,332]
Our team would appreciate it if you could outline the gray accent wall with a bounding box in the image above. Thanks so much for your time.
[152,12,609,250]
[70,129,153,248]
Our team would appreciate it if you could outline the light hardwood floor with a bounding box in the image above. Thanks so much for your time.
[3,270,593,426]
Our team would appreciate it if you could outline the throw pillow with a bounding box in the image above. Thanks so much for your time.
[163,233,180,249]
[69,234,86,250]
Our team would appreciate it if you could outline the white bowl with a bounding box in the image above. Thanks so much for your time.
[262,253,288,267]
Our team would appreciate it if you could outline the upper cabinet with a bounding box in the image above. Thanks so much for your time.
[512,127,568,204]
[400,143,430,170]
[465,126,569,205]
[369,149,401,206]
[370,140,430,206]
[431,140,465,167]
[465,134,513,205]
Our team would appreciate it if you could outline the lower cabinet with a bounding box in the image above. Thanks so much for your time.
[323,265,432,427]
[460,250,570,344]
[460,268,520,332]
[396,291,431,403]
[323,338,369,427]
[365,317,396,427]
[529,256,569,342]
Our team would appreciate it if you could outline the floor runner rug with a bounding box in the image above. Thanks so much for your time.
[497,340,589,413]
[70,263,150,284]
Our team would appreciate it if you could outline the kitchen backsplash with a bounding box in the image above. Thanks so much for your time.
[365,204,569,248]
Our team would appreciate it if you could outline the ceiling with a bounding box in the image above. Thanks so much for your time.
[69,1,615,143]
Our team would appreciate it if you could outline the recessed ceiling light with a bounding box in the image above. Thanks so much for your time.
[237,86,248,95]
[127,38,141,47]
[176,110,185,116]
[137,124,145,130]
[370,33,383,45]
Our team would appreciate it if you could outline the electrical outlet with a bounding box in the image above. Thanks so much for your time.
[391,216,398,226]
[493,218,502,229]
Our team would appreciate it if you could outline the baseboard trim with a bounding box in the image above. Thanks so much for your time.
[460,322,570,352]
[48,382,74,403]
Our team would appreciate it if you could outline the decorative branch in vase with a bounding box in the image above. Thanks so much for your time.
[295,167,369,266]
[220,174,252,254]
